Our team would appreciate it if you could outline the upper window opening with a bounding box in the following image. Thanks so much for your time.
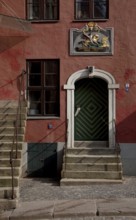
[27,0,59,21]
[75,0,109,20]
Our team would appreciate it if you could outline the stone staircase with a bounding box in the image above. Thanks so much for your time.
[61,141,123,185]
[0,100,27,210]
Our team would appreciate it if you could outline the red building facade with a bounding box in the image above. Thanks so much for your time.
[0,0,136,177]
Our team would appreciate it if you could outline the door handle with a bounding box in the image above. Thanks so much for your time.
[75,107,81,117]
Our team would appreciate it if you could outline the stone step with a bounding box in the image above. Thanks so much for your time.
[60,178,123,186]
[0,150,21,158]
[0,177,19,187]
[66,148,118,155]
[0,159,21,167]
[0,134,24,142]
[0,142,22,150]
[64,155,120,163]
[0,120,26,127]
[0,168,20,176]
[0,100,27,108]
[62,171,122,179]
[74,141,108,148]
[0,127,25,135]
[0,113,26,120]
[0,107,27,114]
[0,198,17,210]
[63,163,122,171]
[0,187,19,199]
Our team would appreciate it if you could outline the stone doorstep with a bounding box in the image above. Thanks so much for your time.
[60,178,123,186]
[63,163,122,171]
[1,199,136,219]
[66,148,117,155]
[64,156,120,163]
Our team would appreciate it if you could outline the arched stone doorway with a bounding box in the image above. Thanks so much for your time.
[64,67,119,148]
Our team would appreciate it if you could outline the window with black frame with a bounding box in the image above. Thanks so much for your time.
[75,0,109,20]
[27,0,59,21]
[27,60,60,117]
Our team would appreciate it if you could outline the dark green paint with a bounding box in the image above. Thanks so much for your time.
[75,78,108,141]
[27,143,57,178]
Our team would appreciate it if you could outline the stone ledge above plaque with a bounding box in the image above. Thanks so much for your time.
[70,22,114,56]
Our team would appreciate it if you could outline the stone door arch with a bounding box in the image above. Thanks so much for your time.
[64,67,119,148]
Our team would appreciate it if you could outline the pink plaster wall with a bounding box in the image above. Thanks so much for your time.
[0,0,136,142]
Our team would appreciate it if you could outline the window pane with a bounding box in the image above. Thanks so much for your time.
[45,60,58,73]
[44,0,58,20]
[29,74,41,86]
[45,89,57,101]
[29,61,41,73]
[29,62,41,86]
[28,90,41,115]
[75,0,90,19]
[45,75,57,86]
[27,0,40,20]
[94,0,107,18]
[45,103,58,115]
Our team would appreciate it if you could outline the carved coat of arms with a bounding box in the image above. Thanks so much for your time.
[70,22,113,55]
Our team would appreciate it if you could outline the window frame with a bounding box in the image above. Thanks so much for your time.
[27,59,60,118]
[74,0,109,21]
[26,0,59,22]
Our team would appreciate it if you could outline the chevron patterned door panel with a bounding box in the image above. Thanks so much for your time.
[74,78,108,141]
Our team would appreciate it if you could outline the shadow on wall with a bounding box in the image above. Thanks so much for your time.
[116,110,136,176]
[0,36,28,53]
[116,110,136,143]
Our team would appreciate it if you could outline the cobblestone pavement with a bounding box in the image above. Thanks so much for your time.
[19,176,136,202]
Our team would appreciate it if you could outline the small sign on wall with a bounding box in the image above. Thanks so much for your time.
[70,22,114,56]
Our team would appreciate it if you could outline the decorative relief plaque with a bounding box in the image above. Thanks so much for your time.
[70,22,114,56]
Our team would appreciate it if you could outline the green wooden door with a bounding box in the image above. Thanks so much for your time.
[75,78,108,141]
[27,143,57,178]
